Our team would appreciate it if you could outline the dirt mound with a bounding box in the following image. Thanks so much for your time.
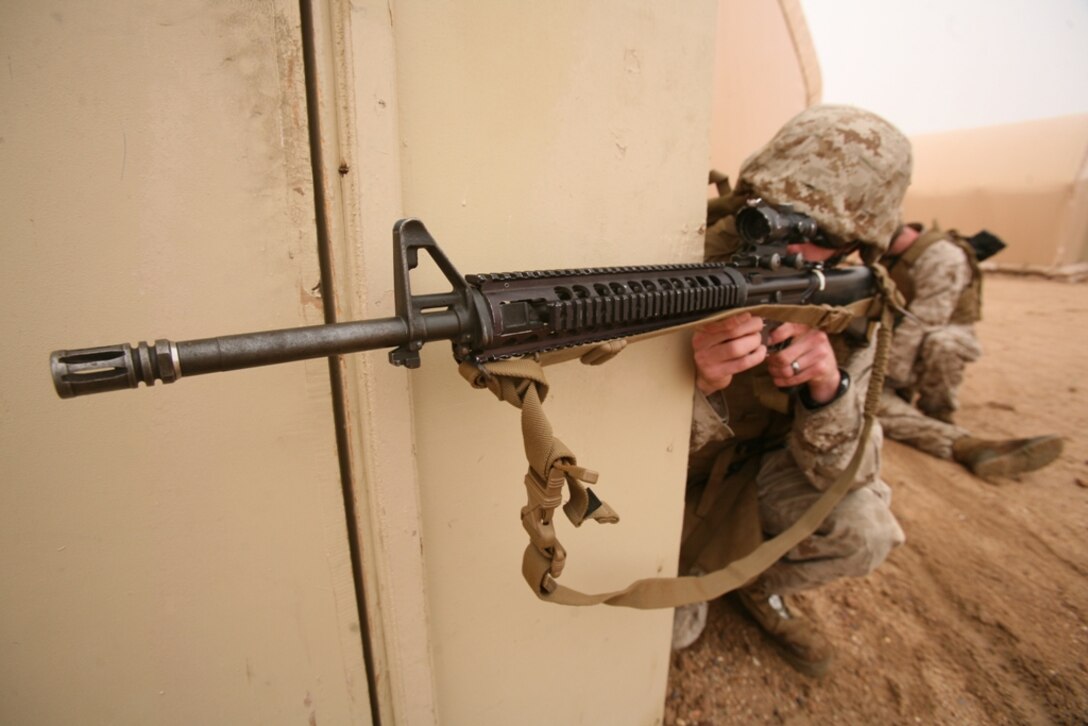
[666,274,1088,725]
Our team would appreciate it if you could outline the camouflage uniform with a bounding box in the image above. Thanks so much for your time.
[688,340,904,595]
[683,106,910,596]
[877,387,968,459]
[876,234,1065,478]
[882,235,982,429]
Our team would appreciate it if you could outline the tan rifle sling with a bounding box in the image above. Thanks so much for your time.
[459,270,899,609]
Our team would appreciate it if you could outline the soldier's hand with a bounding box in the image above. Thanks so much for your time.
[765,322,841,404]
[692,313,767,395]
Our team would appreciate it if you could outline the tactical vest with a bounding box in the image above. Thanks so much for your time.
[887,229,983,324]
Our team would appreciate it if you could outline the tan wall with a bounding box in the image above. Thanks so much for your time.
[903,114,1088,267]
[309,2,727,722]
[386,2,716,723]
[0,2,369,724]
[5,1,726,723]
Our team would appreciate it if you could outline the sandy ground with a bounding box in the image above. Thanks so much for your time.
[665,274,1088,725]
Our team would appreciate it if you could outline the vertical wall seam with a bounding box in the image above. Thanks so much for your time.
[298,1,383,724]
[778,0,823,107]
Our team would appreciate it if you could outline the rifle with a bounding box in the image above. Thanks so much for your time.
[50,217,876,399]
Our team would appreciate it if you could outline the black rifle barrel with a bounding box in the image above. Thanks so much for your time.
[50,310,466,399]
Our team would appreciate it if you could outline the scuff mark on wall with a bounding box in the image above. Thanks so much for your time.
[300,281,323,312]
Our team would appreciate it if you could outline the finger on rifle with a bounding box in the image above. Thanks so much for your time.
[767,327,819,365]
[766,321,812,347]
[768,332,836,386]
[693,313,764,351]
[694,329,766,382]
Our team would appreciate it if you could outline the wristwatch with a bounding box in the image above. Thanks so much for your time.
[799,368,851,410]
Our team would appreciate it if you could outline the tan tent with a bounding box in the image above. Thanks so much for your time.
[903,114,1088,268]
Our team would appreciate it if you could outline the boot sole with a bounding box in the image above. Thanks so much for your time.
[973,436,1064,478]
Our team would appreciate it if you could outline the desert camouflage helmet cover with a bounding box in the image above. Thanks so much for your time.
[738,105,912,252]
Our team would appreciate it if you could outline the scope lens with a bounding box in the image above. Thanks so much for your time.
[736,207,771,243]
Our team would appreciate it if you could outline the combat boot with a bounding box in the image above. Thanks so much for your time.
[736,585,833,678]
[671,601,708,651]
[952,434,1064,478]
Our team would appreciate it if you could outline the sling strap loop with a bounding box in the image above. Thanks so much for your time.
[461,358,620,584]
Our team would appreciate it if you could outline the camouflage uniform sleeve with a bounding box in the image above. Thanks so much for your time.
[887,240,971,385]
[687,389,735,485]
[789,339,883,492]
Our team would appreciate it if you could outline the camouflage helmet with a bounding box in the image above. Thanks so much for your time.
[737,105,912,253]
